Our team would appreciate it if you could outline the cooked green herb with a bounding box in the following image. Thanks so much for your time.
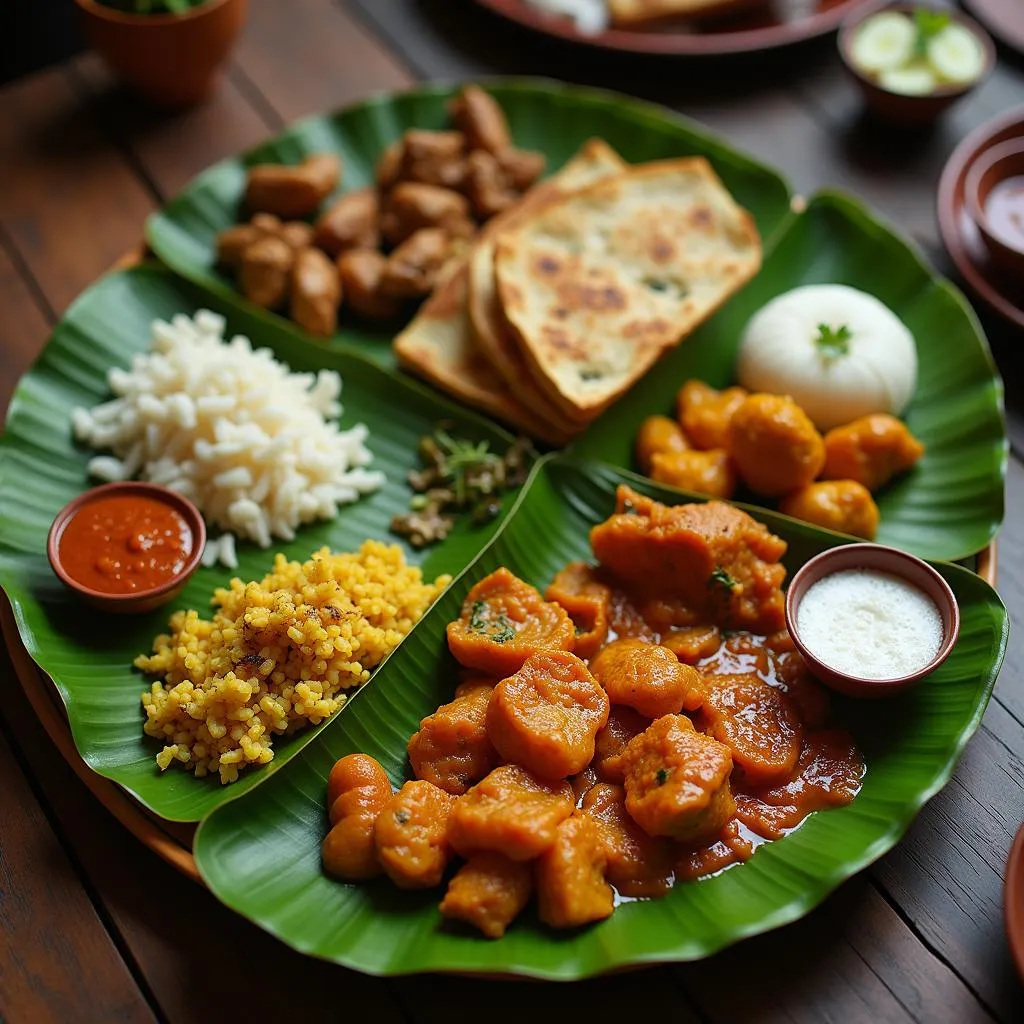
[622,497,639,515]
[468,600,516,643]
[656,768,671,786]
[394,809,410,825]
[914,8,951,55]
[708,566,738,592]
[814,322,852,360]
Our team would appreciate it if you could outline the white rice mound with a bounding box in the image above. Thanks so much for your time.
[72,310,385,568]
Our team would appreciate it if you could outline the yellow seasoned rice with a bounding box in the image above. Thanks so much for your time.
[137,540,450,784]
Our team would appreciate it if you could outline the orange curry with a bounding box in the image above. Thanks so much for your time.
[321,486,864,938]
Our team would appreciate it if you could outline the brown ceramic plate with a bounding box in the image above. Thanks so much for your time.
[473,0,875,55]
[937,106,1024,330]
[964,0,1024,57]
[1006,820,1024,980]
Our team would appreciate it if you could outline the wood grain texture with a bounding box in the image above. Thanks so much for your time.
[0,239,52,415]
[0,715,156,1024]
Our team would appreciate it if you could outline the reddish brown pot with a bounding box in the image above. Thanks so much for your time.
[74,0,248,108]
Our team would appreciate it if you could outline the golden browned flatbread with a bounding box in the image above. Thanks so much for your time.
[393,262,573,446]
[467,139,627,434]
[493,157,761,423]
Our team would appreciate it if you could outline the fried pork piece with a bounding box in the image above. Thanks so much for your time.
[822,414,925,491]
[570,765,600,801]
[376,140,403,192]
[448,85,512,154]
[675,817,758,883]
[314,187,380,256]
[448,764,575,861]
[322,754,393,881]
[590,639,705,719]
[593,705,649,783]
[380,182,475,247]
[676,380,747,451]
[407,682,497,795]
[590,486,788,633]
[495,146,546,192]
[662,625,721,664]
[439,852,533,938]
[619,714,735,842]
[244,153,341,218]
[769,642,830,729]
[336,249,404,320]
[290,247,341,337]
[374,779,455,889]
[239,235,293,309]
[728,393,826,497]
[486,651,609,779]
[544,562,611,660]
[779,480,880,540]
[379,227,453,299]
[447,567,576,677]
[536,814,614,929]
[734,730,865,840]
[581,783,674,897]
[399,129,468,190]
[699,672,803,788]
[636,414,690,474]
[650,449,737,499]
[463,150,518,219]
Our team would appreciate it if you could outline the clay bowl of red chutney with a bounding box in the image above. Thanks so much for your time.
[785,543,960,699]
[965,139,1024,281]
[47,481,206,614]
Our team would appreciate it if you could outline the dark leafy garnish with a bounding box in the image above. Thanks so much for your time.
[708,566,738,592]
[814,322,852,360]
[394,809,410,825]
[468,600,516,643]
[656,768,672,786]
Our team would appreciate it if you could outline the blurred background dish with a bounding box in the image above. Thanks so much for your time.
[964,0,1024,57]
[938,106,1024,329]
[473,0,876,55]
[965,140,1024,281]
[1007,821,1024,981]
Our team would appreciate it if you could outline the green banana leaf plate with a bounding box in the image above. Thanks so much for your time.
[194,459,1008,979]
[146,78,794,370]
[0,264,524,823]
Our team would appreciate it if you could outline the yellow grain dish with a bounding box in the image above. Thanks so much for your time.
[137,541,450,784]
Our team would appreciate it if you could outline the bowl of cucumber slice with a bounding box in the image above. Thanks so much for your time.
[839,3,995,123]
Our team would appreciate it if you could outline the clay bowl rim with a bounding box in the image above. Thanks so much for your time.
[784,542,961,698]
[1004,820,1024,981]
[73,0,235,28]
[838,1,996,101]
[47,481,207,611]
[964,138,1024,264]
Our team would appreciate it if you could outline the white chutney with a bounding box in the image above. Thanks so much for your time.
[797,568,943,680]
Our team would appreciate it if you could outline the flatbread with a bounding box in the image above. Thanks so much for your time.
[467,139,627,433]
[493,157,761,423]
[393,262,574,446]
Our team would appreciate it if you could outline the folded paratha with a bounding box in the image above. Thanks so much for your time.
[467,138,627,433]
[493,158,761,423]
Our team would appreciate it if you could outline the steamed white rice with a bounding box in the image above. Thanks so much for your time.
[524,0,608,35]
[71,310,385,568]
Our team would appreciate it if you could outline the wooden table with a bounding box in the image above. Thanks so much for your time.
[0,1,1021,1020]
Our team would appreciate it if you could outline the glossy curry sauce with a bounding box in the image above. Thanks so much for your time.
[58,493,194,595]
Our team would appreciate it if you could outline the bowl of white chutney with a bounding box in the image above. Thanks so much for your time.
[785,543,960,698]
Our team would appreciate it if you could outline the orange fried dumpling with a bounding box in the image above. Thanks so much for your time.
[536,813,615,929]
[589,638,705,719]
[580,783,674,898]
[822,414,924,491]
[779,480,879,540]
[592,705,649,783]
[322,753,393,881]
[407,682,497,795]
[662,625,721,664]
[649,449,737,499]
[728,393,825,497]
[486,651,609,779]
[374,780,455,889]
[439,852,533,939]
[636,414,690,473]
[676,380,748,450]
[699,673,803,788]
[618,714,734,842]
[590,486,788,633]
[448,764,575,861]
[544,562,611,660]
[447,568,575,676]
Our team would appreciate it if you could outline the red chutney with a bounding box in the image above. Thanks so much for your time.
[58,493,193,595]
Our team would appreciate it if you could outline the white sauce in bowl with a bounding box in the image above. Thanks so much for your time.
[796,568,943,680]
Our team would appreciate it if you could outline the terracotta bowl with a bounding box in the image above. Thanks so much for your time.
[838,3,995,124]
[785,543,960,699]
[74,0,248,109]
[965,139,1024,281]
[47,481,206,615]
[1005,821,1024,981]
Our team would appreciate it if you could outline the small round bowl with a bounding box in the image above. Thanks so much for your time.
[47,481,206,615]
[965,139,1024,281]
[839,3,995,124]
[785,543,960,698]
[1005,820,1024,982]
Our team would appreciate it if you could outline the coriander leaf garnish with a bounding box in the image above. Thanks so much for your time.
[814,322,852,360]
[914,8,951,55]
[468,599,516,643]
[656,767,672,786]
[708,566,738,592]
